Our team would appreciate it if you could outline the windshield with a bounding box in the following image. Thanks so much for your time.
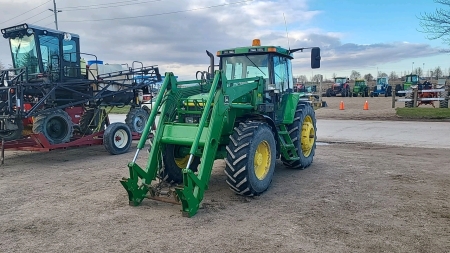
[406,75,418,82]
[10,34,39,74]
[221,55,269,81]
[377,78,387,85]
[335,78,347,84]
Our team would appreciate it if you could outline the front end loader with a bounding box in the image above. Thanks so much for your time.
[120,39,321,217]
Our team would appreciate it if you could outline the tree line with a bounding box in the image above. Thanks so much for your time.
[296,66,450,83]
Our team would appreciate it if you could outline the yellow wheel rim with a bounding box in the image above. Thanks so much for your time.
[301,115,315,157]
[254,140,271,180]
[174,155,189,168]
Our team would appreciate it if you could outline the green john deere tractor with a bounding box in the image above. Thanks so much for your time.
[120,39,321,217]
[351,79,369,97]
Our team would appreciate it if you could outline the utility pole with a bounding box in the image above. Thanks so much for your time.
[48,0,62,30]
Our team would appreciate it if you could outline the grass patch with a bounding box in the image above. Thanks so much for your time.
[396,107,450,119]
[109,105,131,114]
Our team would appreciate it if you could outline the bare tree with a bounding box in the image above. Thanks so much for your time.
[418,0,450,48]
[389,71,398,80]
[364,73,373,81]
[350,70,361,80]
[435,66,443,78]
[311,74,323,83]
[296,75,308,83]
[414,67,423,76]
[379,72,388,78]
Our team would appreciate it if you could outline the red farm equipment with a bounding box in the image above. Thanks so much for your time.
[0,23,161,157]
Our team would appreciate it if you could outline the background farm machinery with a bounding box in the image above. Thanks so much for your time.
[121,39,321,217]
[351,79,369,97]
[0,23,161,154]
[326,77,350,97]
[371,77,392,97]
[392,75,449,108]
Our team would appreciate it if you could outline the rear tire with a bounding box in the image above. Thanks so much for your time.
[405,91,414,108]
[160,144,201,184]
[439,91,448,108]
[0,119,23,141]
[103,122,132,155]
[125,108,149,134]
[282,102,317,169]
[224,122,276,196]
[79,108,106,135]
[32,109,73,144]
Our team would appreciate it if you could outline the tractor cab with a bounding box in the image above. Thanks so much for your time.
[403,74,420,90]
[217,39,320,93]
[1,23,82,82]
[334,77,348,87]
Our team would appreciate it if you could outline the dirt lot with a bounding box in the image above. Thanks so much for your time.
[1,141,449,253]
[315,96,442,120]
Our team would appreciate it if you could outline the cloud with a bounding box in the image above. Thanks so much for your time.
[0,0,443,79]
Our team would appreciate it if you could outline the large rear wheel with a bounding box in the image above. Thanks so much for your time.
[125,108,149,134]
[282,101,317,169]
[32,109,73,144]
[439,90,448,108]
[160,144,201,184]
[405,91,414,108]
[0,119,23,141]
[224,122,276,196]
[79,108,107,135]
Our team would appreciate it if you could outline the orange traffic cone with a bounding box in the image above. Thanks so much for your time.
[363,100,369,110]
[339,101,345,110]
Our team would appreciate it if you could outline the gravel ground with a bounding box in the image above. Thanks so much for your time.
[1,141,449,253]
[0,96,449,253]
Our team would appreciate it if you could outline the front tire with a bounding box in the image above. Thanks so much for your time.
[160,144,201,184]
[103,122,132,155]
[282,101,317,169]
[224,122,276,196]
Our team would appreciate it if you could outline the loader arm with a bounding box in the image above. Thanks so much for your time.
[120,71,264,216]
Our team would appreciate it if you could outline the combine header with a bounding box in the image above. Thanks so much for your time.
[0,23,161,155]
[120,39,321,217]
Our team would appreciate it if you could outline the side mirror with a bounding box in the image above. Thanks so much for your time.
[311,47,321,69]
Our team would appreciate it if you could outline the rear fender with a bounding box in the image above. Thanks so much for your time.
[280,93,300,124]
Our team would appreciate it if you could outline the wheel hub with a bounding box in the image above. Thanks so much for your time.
[254,140,271,180]
[113,129,128,148]
[301,115,315,157]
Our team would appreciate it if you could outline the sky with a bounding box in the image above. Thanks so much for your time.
[0,0,448,81]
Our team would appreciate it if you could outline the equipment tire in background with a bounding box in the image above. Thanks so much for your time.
[282,101,317,169]
[79,108,106,135]
[0,118,24,141]
[160,144,201,184]
[32,109,74,144]
[103,122,132,155]
[125,108,149,134]
[224,122,276,196]
[405,92,414,108]
[439,90,449,108]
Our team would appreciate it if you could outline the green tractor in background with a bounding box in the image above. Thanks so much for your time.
[351,79,369,97]
[395,74,420,97]
[120,39,321,217]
